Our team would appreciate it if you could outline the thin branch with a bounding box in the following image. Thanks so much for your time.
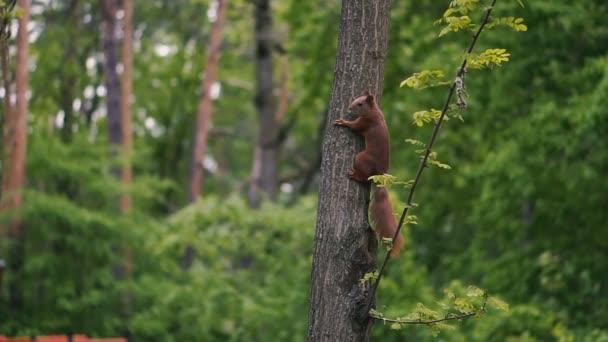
[375,311,477,325]
[368,0,499,313]
[373,296,488,326]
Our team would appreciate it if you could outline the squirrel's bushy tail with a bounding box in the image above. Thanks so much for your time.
[370,187,404,257]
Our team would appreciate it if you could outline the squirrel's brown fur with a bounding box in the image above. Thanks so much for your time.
[335,91,390,182]
[335,91,404,257]
[370,187,404,257]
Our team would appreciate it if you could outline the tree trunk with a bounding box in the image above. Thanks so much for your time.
[307,1,392,341]
[189,0,227,202]
[0,1,15,226]
[275,50,288,125]
[10,0,28,231]
[102,0,122,150]
[120,0,133,212]
[5,0,30,315]
[248,0,278,208]
[58,0,82,143]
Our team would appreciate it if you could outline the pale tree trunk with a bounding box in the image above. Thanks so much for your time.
[307,1,393,341]
[248,0,278,208]
[102,0,122,150]
[120,0,133,213]
[11,0,28,233]
[189,0,227,202]
[4,0,30,314]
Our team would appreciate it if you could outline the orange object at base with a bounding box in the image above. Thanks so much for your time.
[6,337,31,342]
[33,336,67,342]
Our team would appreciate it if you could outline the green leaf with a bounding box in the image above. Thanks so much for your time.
[360,271,379,284]
[444,289,457,300]
[369,173,398,186]
[405,215,418,225]
[488,296,510,312]
[400,70,447,89]
[369,308,384,319]
[391,322,403,330]
[467,48,511,69]
[466,286,485,297]
[405,138,425,146]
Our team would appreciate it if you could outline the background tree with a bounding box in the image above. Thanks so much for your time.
[189,0,227,202]
[102,0,122,161]
[0,0,30,315]
[120,0,133,212]
[248,0,279,208]
[0,0,16,217]
[307,0,393,340]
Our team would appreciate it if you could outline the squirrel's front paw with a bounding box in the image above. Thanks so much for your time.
[334,119,347,126]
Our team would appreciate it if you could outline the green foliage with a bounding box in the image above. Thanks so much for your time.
[400,70,450,89]
[129,195,316,341]
[485,16,528,31]
[411,108,443,127]
[467,48,511,68]
[371,282,509,338]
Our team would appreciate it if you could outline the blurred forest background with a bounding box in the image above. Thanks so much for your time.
[0,0,607,341]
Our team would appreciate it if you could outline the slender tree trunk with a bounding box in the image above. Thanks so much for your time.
[189,0,227,202]
[275,51,288,125]
[59,0,81,143]
[248,0,278,208]
[120,0,133,212]
[102,0,122,150]
[10,0,28,232]
[307,1,392,341]
[0,2,14,225]
[5,0,30,315]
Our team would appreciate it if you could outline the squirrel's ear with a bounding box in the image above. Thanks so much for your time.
[363,90,371,96]
[365,93,375,105]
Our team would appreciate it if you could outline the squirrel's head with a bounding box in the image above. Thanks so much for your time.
[348,90,377,117]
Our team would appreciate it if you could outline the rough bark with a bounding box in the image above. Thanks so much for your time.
[120,0,133,212]
[102,0,122,149]
[248,0,278,208]
[307,1,392,341]
[189,0,227,202]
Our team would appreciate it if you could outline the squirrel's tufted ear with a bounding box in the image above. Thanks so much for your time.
[363,90,371,96]
[365,92,375,105]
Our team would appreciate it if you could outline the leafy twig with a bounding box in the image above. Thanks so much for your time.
[372,294,488,326]
[367,0,499,313]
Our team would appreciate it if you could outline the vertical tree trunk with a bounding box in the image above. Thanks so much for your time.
[120,0,133,212]
[275,50,288,126]
[189,0,227,202]
[307,1,392,341]
[59,0,81,143]
[0,1,15,225]
[102,0,122,150]
[4,0,30,315]
[10,0,28,232]
[248,0,278,208]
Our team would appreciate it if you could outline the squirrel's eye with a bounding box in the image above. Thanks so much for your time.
[358,103,363,106]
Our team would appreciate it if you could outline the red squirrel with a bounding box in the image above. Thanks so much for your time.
[335,91,404,257]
